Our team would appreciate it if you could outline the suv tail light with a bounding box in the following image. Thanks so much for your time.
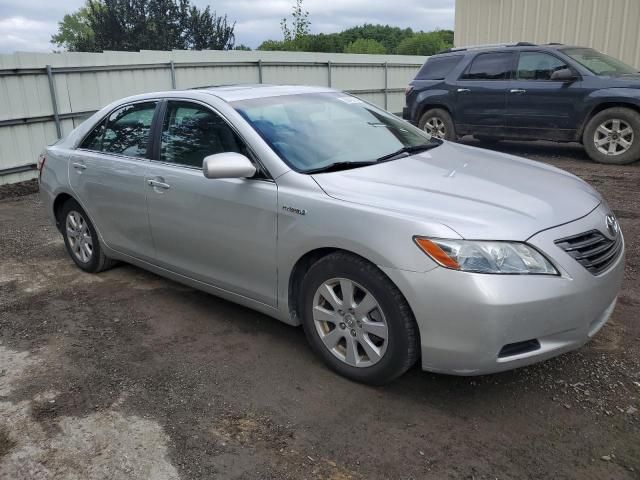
[405,85,414,96]
[37,153,46,181]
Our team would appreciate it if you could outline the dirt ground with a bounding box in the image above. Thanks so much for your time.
[0,140,638,480]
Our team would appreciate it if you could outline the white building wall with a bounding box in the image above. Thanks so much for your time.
[455,0,640,68]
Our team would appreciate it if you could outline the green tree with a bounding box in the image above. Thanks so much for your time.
[396,30,453,56]
[280,0,311,42]
[344,38,386,54]
[234,44,251,51]
[50,7,96,52]
[51,0,236,52]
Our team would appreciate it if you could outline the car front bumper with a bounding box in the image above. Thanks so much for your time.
[381,204,625,376]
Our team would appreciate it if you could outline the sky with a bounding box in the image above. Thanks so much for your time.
[0,0,455,53]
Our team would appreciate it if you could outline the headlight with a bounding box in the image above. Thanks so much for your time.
[414,237,559,275]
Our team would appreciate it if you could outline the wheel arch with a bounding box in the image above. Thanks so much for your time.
[417,103,453,124]
[53,192,75,232]
[578,102,640,140]
[286,247,417,328]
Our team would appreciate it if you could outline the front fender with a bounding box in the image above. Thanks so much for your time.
[274,172,457,320]
[578,89,640,136]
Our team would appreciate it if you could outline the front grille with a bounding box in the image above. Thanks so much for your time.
[555,230,622,275]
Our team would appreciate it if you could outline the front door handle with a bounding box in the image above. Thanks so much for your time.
[72,162,87,170]
[457,88,471,93]
[510,89,527,94]
[147,179,171,190]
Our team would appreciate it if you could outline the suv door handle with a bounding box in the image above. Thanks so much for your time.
[147,179,171,190]
[72,162,87,170]
[510,89,527,94]
[457,88,471,93]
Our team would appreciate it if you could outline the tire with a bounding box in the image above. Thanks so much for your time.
[582,107,640,165]
[60,199,116,273]
[300,252,419,385]
[418,108,456,141]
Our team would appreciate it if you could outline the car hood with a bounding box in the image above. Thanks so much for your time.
[311,141,601,240]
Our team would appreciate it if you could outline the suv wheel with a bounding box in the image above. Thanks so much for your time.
[300,252,419,385]
[60,199,116,273]
[583,107,640,164]
[418,108,456,141]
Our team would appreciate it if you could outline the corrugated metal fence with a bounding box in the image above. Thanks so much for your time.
[455,0,640,68]
[0,50,425,185]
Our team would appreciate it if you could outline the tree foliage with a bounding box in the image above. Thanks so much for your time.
[50,7,96,52]
[396,30,453,56]
[51,0,236,52]
[280,0,311,42]
[258,19,454,56]
[344,38,386,54]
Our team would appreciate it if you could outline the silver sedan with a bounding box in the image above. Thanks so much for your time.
[38,85,625,384]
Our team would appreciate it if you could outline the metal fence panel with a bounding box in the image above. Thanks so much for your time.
[0,50,425,185]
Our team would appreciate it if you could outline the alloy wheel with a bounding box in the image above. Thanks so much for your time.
[594,118,634,156]
[312,278,388,368]
[424,117,447,139]
[66,210,93,263]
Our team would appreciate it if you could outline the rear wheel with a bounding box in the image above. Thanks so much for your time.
[60,199,115,273]
[300,252,419,385]
[583,107,640,164]
[418,108,456,141]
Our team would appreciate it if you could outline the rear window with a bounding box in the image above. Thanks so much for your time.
[460,52,514,80]
[416,55,463,80]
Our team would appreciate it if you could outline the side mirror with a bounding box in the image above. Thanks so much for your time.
[550,68,577,82]
[202,152,257,179]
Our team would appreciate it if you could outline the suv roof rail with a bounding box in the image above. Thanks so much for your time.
[436,42,538,54]
[546,42,564,45]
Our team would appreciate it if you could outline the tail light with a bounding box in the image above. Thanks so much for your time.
[37,153,46,181]
[404,85,414,96]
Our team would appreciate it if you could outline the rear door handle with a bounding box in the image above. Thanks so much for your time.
[147,179,171,190]
[510,89,527,94]
[457,88,471,93]
[72,162,87,170]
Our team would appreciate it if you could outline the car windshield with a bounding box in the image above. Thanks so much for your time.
[562,48,637,76]
[232,92,437,173]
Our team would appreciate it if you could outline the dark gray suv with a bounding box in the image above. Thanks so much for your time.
[403,43,640,164]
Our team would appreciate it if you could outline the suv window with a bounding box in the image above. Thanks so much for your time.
[160,101,245,168]
[460,52,514,80]
[517,52,569,80]
[416,55,463,80]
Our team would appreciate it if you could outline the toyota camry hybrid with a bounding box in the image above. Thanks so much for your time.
[38,85,625,385]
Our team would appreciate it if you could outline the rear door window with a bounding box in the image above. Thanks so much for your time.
[80,102,158,157]
[460,52,514,80]
[416,55,463,80]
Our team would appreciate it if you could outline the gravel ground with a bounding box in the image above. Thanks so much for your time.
[0,140,638,479]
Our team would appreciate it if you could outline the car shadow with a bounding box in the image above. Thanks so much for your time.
[459,136,592,163]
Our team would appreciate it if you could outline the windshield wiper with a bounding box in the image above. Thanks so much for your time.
[374,142,440,163]
[305,161,377,174]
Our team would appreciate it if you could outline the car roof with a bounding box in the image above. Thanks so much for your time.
[196,84,336,102]
[432,43,580,58]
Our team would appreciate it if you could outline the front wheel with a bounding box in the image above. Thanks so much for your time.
[300,252,419,385]
[583,107,640,164]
